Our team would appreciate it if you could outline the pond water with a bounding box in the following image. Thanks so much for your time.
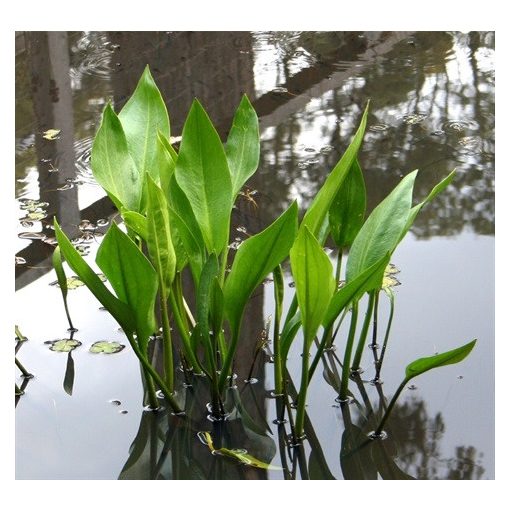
[15,31,494,480]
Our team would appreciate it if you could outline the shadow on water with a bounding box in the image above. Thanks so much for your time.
[15,31,494,479]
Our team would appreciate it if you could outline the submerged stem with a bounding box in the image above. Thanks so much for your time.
[160,293,174,393]
[375,378,408,436]
[375,290,395,380]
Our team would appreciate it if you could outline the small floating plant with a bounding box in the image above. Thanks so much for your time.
[49,66,476,475]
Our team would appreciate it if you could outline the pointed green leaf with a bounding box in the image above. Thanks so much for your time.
[96,223,158,350]
[346,170,418,284]
[401,169,456,241]
[290,226,336,347]
[329,158,366,249]
[122,210,148,240]
[301,103,369,238]
[118,66,170,184]
[323,254,390,329]
[405,339,476,381]
[91,104,141,212]
[226,94,260,197]
[175,99,232,254]
[157,130,177,197]
[146,175,176,298]
[54,219,136,334]
[224,201,298,335]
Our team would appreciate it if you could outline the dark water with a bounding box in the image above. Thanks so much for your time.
[15,31,494,479]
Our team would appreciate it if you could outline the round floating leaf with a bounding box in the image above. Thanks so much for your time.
[42,129,61,140]
[89,341,125,354]
[45,339,82,352]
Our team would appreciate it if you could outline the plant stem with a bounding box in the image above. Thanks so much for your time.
[126,332,182,413]
[15,358,32,378]
[351,292,376,371]
[294,348,310,440]
[339,303,359,401]
[375,290,395,380]
[375,379,408,436]
[273,266,284,395]
[335,248,343,284]
[160,293,174,393]
[169,288,202,374]
[371,291,379,348]
[218,322,240,393]
[308,324,333,383]
[15,383,23,396]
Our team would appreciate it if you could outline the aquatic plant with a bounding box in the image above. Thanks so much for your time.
[52,66,475,442]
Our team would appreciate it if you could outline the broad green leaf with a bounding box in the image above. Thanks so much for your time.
[210,277,224,338]
[405,339,476,381]
[224,201,298,336]
[174,99,232,254]
[91,104,141,212]
[323,254,390,329]
[290,226,335,347]
[329,158,366,249]
[196,254,220,344]
[96,223,158,350]
[146,175,176,298]
[401,169,456,241]
[301,103,369,238]
[118,66,170,184]
[346,170,417,284]
[89,341,125,354]
[122,210,148,240]
[45,338,81,352]
[63,352,75,396]
[168,174,205,283]
[280,312,302,366]
[54,219,136,334]
[226,94,260,197]
[157,130,177,198]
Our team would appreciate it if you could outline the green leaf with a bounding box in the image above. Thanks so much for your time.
[196,254,220,345]
[226,94,260,197]
[346,170,417,284]
[329,158,366,249]
[96,223,158,350]
[224,201,298,336]
[174,99,232,254]
[405,339,476,381]
[42,128,60,140]
[301,103,369,238]
[122,210,148,240]
[54,219,136,334]
[146,175,176,298]
[156,130,177,198]
[118,66,170,184]
[89,341,126,354]
[46,338,81,352]
[91,103,141,212]
[401,169,456,241]
[290,226,335,347]
[198,431,281,471]
[323,254,390,329]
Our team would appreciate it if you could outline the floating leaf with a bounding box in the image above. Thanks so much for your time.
[45,339,82,352]
[89,341,125,354]
[42,129,61,140]
[197,431,281,471]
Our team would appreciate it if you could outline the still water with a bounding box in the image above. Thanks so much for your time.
[15,31,494,479]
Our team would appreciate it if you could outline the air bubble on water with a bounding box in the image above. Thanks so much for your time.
[368,430,388,440]
[96,218,109,227]
[457,375,464,380]
[57,183,75,191]
[407,384,418,391]
[320,145,334,154]
[110,399,121,406]
[15,256,26,266]
[369,124,390,132]
[304,147,316,153]
[143,404,163,412]
[272,418,287,425]
[18,232,47,240]
[335,395,354,405]
[20,220,34,228]
[119,410,128,414]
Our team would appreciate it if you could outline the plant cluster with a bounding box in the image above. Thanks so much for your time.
[53,67,475,445]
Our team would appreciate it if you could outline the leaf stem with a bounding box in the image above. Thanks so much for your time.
[351,292,376,371]
[375,378,408,436]
[160,293,174,393]
[375,290,394,380]
[339,303,358,401]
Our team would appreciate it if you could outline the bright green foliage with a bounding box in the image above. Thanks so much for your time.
[224,201,298,336]
[175,99,232,254]
[96,223,158,350]
[226,94,260,197]
[290,226,335,347]
[89,341,125,354]
[46,339,81,352]
[346,170,417,284]
[329,158,366,249]
[156,130,177,198]
[405,340,476,380]
[146,175,176,299]
[301,103,369,239]
[122,210,148,240]
[118,66,170,185]
[91,104,141,212]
